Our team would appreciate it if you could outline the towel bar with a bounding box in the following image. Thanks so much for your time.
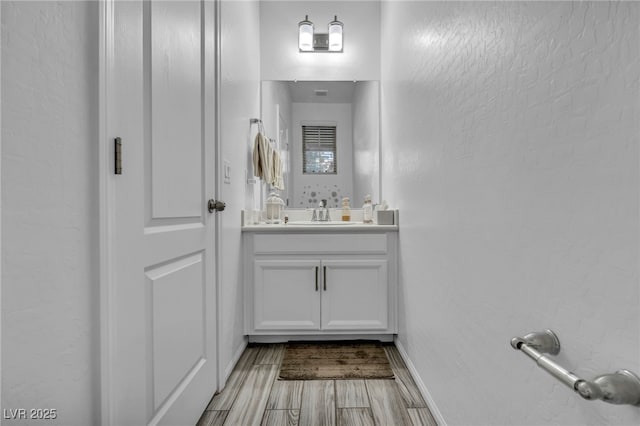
[511,330,640,406]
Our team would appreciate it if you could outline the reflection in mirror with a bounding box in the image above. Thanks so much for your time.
[261,80,380,209]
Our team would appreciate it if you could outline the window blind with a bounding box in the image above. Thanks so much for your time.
[302,125,337,174]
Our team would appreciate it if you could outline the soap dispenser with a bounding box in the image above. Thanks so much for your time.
[341,197,351,222]
[362,194,373,224]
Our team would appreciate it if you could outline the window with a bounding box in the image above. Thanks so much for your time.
[302,125,337,174]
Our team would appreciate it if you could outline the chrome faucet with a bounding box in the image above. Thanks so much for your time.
[312,199,330,222]
[320,199,330,221]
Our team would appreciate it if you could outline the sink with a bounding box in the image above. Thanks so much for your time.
[286,221,360,226]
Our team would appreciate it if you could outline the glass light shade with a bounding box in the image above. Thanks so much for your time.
[328,16,343,51]
[299,16,314,51]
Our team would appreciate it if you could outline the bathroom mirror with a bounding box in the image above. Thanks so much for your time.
[261,80,380,209]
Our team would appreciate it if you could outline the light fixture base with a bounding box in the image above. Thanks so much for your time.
[313,33,329,51]
[299,33,343,53]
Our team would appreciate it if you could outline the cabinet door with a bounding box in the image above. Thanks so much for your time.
[321,260,388,330]
[254,260,321,330]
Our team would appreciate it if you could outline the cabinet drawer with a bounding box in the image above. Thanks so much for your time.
[253,233,387,255]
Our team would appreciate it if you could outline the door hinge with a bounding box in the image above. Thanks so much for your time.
[114,137,122,175]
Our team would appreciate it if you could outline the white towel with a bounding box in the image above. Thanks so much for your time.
[252,132,273,183]
[271,150,277,186]
[263,139,273,184]
[272,150,285,190]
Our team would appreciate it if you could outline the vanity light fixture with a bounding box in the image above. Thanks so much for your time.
[298,15,314,51]
[298,15,343,53]
[328,16,343,52]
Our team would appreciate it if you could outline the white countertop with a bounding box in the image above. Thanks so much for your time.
[241,209,399,232]
[241,222,398,233]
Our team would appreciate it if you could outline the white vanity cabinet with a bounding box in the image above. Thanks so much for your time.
[319,259,388,330]
[253,259,322,330]
[243,230,398,339]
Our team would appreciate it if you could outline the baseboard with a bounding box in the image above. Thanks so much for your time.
[248,334,395,343]
[394,337,447,426]
[222,337,249,386]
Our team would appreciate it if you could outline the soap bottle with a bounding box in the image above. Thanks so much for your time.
[341,197,351,222]
[362,194,373,224]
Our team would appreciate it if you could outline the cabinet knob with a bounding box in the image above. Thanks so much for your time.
[208,199,226,213]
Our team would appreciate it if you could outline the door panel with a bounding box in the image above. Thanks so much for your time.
[149,0,202,219]
[321,260,388,330]
[146,252,205,410]
[254,260,321,330]
[110,1,217,425]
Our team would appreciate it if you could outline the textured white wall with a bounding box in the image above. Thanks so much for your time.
[291,103,353,209]
[260,0,380,81]
[381,2,639,425]
[1,2,99,425]
[352,81,380,205]
[219,0,261,380]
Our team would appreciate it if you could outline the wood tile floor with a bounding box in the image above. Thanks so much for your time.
[197,343,437,426]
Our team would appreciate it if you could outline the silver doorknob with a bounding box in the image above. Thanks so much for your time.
[208,199,225,213]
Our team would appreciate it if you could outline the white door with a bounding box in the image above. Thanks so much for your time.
[107,1,218,424]
[321,260,389,330]
[254,260,321,330]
